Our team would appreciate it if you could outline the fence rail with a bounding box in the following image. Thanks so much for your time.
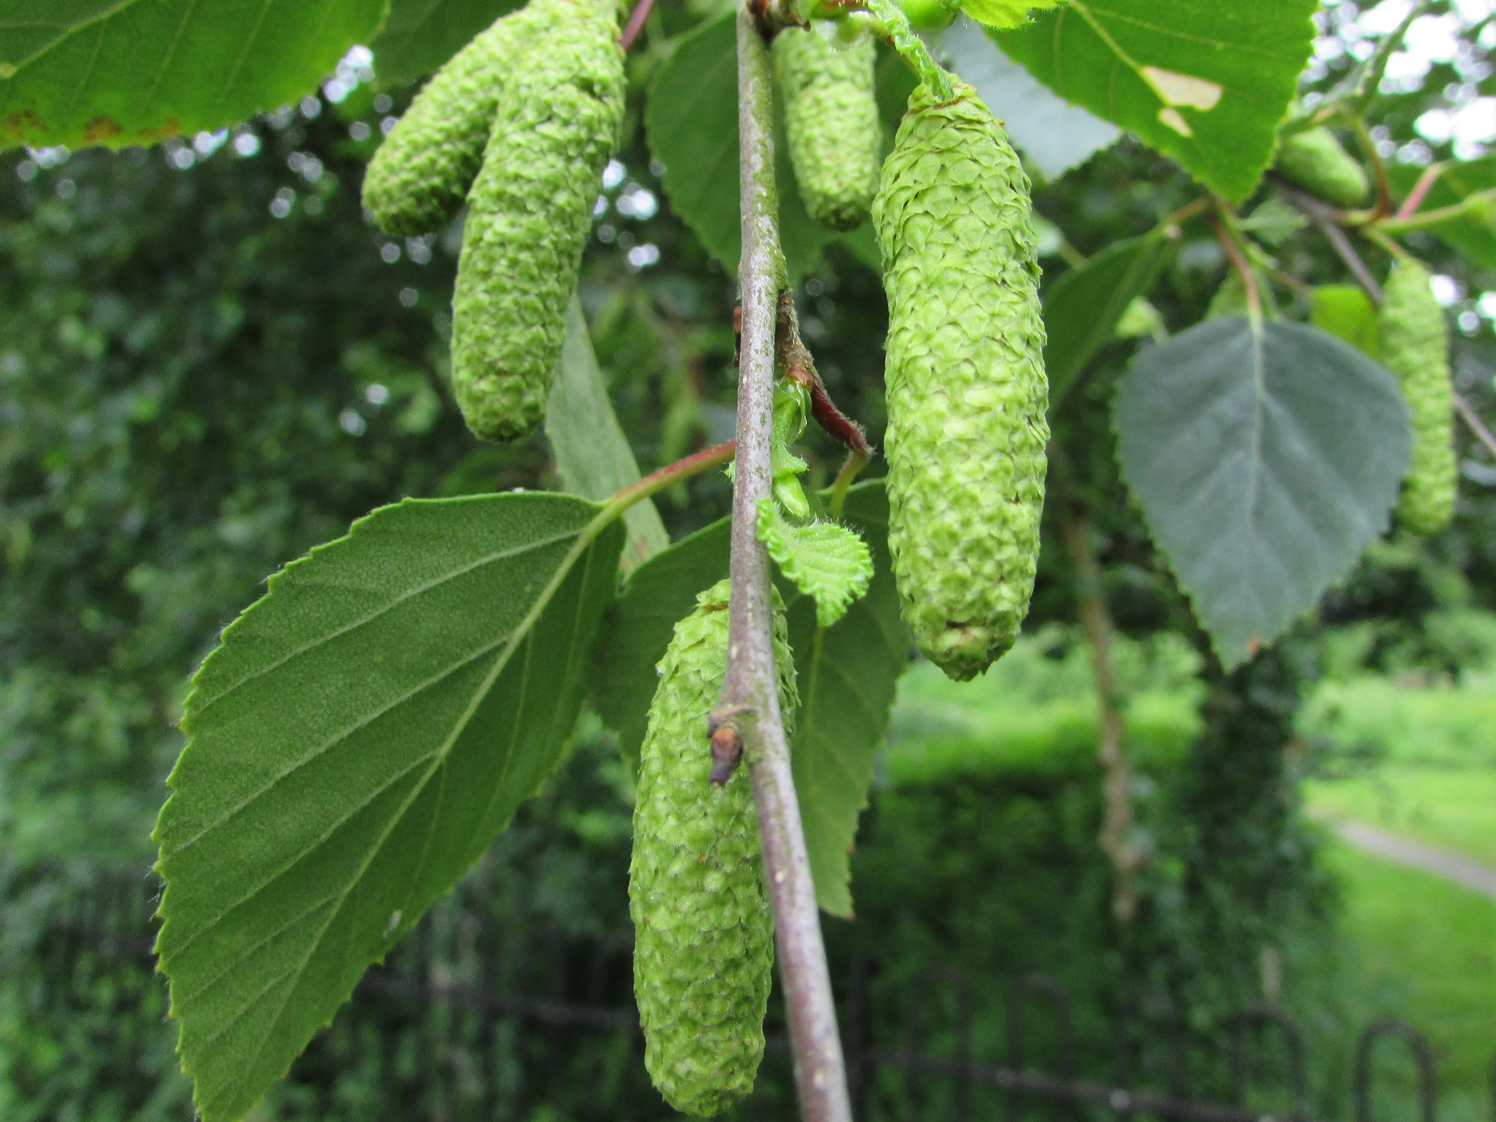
[12,872,1494,1122]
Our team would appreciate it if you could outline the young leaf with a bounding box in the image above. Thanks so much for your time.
[756,500,874,628]
[1114,317,1409,669]
[1043,233,1170,410]
[547,296,669,574]
[1311,285,1380,360]
[937,19,1120,181]
[153,493,624,1122]
[645,13,828,278]
[370,0,523,87]
[590,481,909,915]
[0,0,387,149]
[1389,157,1496,272]
[997,0,1317,202]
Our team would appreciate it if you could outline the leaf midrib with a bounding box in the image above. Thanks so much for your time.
[165,503,617,1118]
[190,525,582,717]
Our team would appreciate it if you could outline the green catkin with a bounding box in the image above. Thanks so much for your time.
[772,28,882,232]
[451,0,625,442]
[1379,260,1457,534]
[629,579,797,1117]
[1274,127,1370,208]
[361,3,546,236]
[872,81,1049,682]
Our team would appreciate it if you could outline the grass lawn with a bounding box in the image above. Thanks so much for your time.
[1322,840,1496,1122]
[1304,767,1496,867]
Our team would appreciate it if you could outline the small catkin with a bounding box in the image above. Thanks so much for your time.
[1274,127,1369,208]
[1379,260,1457,534]
[451,0,625,442]
[873,81,1049,681]
[361,3,546,237]
[772,28,882,232]
[629,579,797,1117]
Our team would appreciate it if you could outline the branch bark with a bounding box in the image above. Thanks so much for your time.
[1063,514,1141,925]
[718,9,853,1122]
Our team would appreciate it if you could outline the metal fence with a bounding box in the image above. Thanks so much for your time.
[10,872,1493,1122]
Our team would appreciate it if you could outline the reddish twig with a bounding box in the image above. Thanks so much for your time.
[619,0,656,52]
[1397,162,1447,220]
[1210,207,1261,317]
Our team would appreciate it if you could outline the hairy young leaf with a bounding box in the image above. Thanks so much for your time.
[1389,157,1496,272]
[645,13,828,278]
[756,500,873,628]
[1043,233,1170,409]
[938,19,1120,181]
[371,0,523,86]
[0,0,387,149]
[154,493,624,1122]
[997,0,1317,202]
[547,296,668,574]
[590,482,909,915]
[1114,317,1409,669]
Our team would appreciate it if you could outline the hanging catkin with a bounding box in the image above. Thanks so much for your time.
[873,80,1049,681]
[450,0,626,442]
[629,579,797,1116]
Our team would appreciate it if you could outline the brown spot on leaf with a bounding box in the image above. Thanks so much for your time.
[136,118,180,142]
[4,109,46,137]
[83,115,123,142]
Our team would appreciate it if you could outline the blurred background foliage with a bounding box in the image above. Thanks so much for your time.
[0,0,1493,1119]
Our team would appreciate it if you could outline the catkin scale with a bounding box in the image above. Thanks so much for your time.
[1274,127,1369,208]
[361,4,545,237]
[772,28,882,232]
[629,580,797,1117]
[873,81,1049,681]
[1379,260,1457,534]
[451,0,625,442]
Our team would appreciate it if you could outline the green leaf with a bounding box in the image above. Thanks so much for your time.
[645,13,828,278]
[547,296,668,574]
[370,0,520,86]
[938,20,1119,180]
[1311,284,1380,360]
[1114,317,1408,669]
[0,0,388,150]
[756,500,873,628]
[963,0,1065,30]
[153,493,624,1122]
[781,484,907,917]
[1043,233,1170,409]
[997,0,1317,202]
[1389,157,1496,272]
[590,481,909,915]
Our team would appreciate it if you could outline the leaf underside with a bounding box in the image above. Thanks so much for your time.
[590,481,909,916]
[998,0,1317,202]
[1114,317,1409,669]
[154,493,623,1122]
[0,0,387,150]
